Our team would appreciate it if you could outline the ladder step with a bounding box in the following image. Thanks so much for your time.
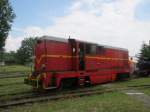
[45,86,57,90]
[79,83,84,86]
[85,81,90,83]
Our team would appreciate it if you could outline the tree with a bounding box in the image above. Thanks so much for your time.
[0,0,15,51]
[137,42,150,76]
[16,37,38,65]
[4,51,17,64]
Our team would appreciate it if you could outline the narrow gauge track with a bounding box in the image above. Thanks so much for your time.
[1,84,150,101]
[0,83,150,96]
[0,86,103,100]
[0,74,26,79]
[0,90,34,100]
[127,84,150,88]
[0,87,113,108]
[1,83,150,108]
[0,82,23,87]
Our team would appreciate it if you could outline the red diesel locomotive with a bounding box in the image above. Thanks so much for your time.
[25,36,130,89]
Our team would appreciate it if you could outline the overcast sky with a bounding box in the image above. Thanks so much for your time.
[6,0,150,57]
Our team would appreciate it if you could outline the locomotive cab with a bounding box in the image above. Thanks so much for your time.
[24,39,50,89]
[25,37,80,89]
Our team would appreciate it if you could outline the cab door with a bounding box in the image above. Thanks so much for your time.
[69,39,85,71]
[69,39,78,71]
[78,43,85,71]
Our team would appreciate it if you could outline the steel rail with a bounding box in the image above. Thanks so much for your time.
[0,88,113,108]
[0,74,26,79]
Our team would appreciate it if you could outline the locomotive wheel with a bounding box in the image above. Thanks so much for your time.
[59,78,78,90]
[32,86,46,93]
[116,73,130,81]
[84,81,91,87]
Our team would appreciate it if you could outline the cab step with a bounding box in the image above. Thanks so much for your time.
[85,81,90,83]
[44,86,57,90]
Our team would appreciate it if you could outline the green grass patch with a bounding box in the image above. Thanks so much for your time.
[139,88,150,96]
[111,78,150,88]
[0,82,32,102]
[0,77,25,86]
[0,65,31,74]
[0,83,32,96]
[0,76,32,101]
[9,92,149,112]
[111,78,150,96]
[0,76,32,99]
[0,76,150,111]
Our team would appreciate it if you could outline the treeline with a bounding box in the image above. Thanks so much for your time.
[137,42,150,76]
[0,37,38,65]
[1,37,150,69]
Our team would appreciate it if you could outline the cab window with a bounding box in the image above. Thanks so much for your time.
[86,44,97,55]
[97,46,105,55]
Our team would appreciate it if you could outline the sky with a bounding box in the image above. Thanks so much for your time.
[6,0,150,57]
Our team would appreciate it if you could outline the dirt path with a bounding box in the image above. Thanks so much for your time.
[102,83,150,108]
[122,89,150,108]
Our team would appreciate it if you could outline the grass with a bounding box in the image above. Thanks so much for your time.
[139,89,150,96]
[9,92,150,112]
[110,78,150,95]
[0,77,25,86]
[0,73,33,104]
[1,76,150,111]
[112,78,150,88]
[0,77,148,97]
[0,77,32,100]
[0,84,32,96]
[0,65,31,74]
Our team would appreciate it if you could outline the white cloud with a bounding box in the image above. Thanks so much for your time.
[24,26,44,37]
[5,35,23,51]
[7,0,150,57]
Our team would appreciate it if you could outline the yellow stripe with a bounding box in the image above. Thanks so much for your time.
[86,56,128,61]
[36,55,128,64]
[37,55,75,64]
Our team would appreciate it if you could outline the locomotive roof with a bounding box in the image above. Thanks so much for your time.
[39,36,68,43]
[39,36,128,52]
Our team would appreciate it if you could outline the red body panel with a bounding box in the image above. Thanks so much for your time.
[31,36,129,89]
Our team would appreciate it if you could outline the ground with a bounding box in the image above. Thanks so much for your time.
[10,77,150,112]
[111,78,150,95]
[1,67,150,112]
[0,77,32,102]
[10,92,149,112]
